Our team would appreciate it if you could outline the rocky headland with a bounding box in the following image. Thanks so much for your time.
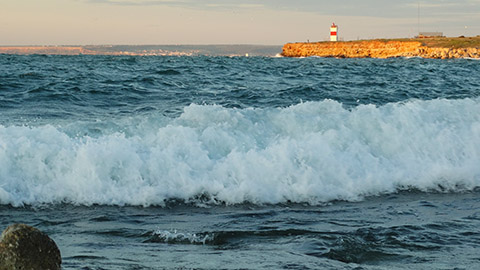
[282,37,480,59]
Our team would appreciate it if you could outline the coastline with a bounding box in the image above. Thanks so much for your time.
[0,45,281,57]
[281,37,480,59]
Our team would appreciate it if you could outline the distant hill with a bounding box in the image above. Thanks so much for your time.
[0,45,283,57]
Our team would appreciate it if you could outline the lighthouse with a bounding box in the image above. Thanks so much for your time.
[330,23,338,42]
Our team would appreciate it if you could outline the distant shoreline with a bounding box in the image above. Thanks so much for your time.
[281,36,480,59]
[0,45,282,57]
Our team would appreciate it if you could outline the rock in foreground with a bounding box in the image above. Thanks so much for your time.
[0,224,61,270]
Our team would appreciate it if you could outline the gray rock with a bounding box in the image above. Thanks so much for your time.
[0,224,61,270]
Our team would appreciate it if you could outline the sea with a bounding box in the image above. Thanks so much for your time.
[1,50,480,269]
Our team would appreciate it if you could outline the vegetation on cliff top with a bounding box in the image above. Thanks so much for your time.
[375,36,480,49]
[312,36,480,49]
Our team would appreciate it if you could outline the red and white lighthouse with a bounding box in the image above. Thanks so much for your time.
[330,23,338,42]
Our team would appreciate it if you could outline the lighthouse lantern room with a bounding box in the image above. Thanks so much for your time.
[330,23,338,42]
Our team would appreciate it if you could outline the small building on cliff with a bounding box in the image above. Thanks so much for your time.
[417,32,444,38]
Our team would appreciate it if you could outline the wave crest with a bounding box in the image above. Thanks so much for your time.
[1,98,480,206]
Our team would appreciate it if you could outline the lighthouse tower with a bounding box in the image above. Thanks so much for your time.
[330,23,338,42]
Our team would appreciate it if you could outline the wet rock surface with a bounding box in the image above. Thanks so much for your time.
[0,224,61,270]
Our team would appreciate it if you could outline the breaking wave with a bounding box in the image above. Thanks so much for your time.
[1,98,480,206]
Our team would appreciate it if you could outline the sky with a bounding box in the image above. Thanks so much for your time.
[1,0,479,45]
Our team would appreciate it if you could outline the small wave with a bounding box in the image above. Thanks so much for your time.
[19,72,43,79]
[146,230,215,245]
[320,224,457,264]
[146,228,316,246]
[154,69,182,75]
[64,255,109,261]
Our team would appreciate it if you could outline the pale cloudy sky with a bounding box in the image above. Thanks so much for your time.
[1,0,479,45]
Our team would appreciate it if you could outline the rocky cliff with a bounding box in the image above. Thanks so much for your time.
[282,39,480,59]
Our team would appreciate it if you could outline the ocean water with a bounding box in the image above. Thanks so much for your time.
[1,54,480,269]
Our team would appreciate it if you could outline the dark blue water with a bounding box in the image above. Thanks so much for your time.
[3,55,478,123]
[1,54,480,269]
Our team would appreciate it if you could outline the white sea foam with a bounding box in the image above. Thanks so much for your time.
[151,230,214,245]
[1,98,480,206]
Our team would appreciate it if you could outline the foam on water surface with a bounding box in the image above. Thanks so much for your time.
[1,98,479,206]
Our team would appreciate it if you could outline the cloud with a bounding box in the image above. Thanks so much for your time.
[82,0,414,17]
[86,0,188,6]
[83,0,480,19]
[85,0,265,9]
[206,3,265,9]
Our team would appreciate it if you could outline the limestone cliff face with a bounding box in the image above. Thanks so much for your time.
[282,41,480,59]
